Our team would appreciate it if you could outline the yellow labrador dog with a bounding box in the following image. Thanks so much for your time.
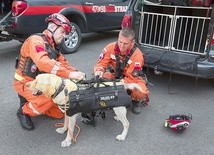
[26,73,142,147]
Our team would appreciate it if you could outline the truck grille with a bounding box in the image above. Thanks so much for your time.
[138,4,212,55]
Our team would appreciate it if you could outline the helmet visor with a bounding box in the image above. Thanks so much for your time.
[61,22,71,35]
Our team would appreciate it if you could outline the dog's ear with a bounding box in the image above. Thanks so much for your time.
[43,84,55,98]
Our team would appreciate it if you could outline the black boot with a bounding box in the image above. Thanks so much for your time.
[17,107,34,131]
[81,112,97,127]
[18,94,27,107]
[17,94,34,130]
[131,100,141,114]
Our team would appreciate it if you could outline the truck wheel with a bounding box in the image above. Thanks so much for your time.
[61,22,81,54]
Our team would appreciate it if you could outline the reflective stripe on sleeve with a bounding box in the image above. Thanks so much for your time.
[14,73,25,81]
[51,62,60,75]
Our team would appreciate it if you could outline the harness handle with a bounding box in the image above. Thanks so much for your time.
[95,80,118,99]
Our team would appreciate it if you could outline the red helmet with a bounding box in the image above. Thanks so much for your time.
[46,13,71,34]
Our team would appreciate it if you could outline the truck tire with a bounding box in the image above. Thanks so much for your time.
[61,22,81,54]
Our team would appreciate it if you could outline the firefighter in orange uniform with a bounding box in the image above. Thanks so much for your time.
[14,13,85,130]
[94,27,149,114]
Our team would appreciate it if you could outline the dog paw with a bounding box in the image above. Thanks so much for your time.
[61,140,72,147]
[113,116,119,121]
[56,127,67,134]
[116,134,126,141]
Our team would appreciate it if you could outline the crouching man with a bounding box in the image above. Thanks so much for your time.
[13,13,85,130]
[94,27,149,114]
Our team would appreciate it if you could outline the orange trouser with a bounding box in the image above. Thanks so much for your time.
[103,72,149,101]
[13,80,63,119]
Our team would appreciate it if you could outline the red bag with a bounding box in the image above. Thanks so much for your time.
[191,0,213,6]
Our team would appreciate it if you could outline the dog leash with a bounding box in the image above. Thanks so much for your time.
[55,121,80,143]
[55,88,81,143]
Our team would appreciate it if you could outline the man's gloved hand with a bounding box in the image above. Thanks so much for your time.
[94,70,103,78]
[69,71,86,81]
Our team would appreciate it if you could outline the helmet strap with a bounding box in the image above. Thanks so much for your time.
[47,26,60,46]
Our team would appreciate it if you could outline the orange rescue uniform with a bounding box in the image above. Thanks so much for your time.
[94,42,149,101]
[14,30,77,118]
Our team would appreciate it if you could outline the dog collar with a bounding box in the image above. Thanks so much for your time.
[51,79,65,99]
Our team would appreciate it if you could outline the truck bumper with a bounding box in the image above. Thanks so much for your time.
[141,46,214,79]
[197,60,214,79]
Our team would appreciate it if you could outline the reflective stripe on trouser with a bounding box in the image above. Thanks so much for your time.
[13,80,63,119]
[103,72,149,101]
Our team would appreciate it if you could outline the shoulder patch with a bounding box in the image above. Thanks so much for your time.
[134,62,141,71]
[99,48,108,60]
[35,45,45,53]
[99,53,105,60]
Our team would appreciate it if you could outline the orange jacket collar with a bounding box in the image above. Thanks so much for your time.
[115,42,133,56]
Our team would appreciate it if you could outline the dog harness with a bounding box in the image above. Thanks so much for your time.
[51,79,66,99]
[66,79,132,117]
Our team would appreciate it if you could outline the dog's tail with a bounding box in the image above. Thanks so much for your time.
[124,83,143,93]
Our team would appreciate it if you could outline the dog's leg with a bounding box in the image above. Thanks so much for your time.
[56,115,68,134]
[113,107,129,141]
[61,114,78,147]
